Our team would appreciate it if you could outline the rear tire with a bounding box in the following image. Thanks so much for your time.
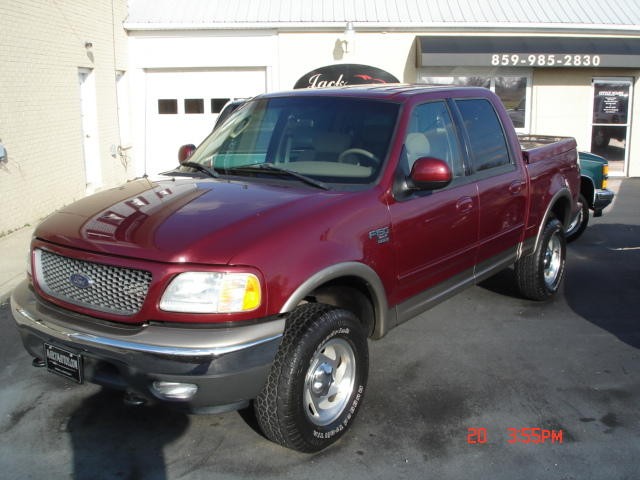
[254,304,368,453]
[515,217,566,300]
[566,193,589,242]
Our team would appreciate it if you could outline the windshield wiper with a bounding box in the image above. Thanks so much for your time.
[177,161,220,179]
[229,163,330,190]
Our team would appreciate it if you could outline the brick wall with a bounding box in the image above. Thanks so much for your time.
[0,0,132,235]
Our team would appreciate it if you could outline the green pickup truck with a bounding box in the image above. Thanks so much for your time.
[567,151,615,241]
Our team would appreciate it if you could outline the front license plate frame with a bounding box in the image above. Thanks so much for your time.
[44,343,83,383]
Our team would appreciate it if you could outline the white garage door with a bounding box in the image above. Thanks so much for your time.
[144,68,266,176]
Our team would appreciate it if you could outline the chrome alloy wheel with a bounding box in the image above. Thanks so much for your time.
[543,231,562,288]
[304,338,356,426]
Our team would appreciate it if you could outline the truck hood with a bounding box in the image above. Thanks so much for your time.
[35,177,342,264]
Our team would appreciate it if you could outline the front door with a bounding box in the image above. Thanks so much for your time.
[591,78,633,176]
[390,100,479,311]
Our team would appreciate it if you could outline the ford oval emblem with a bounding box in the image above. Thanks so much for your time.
[69,273,92,289]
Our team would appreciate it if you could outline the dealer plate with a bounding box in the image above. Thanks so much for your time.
[44,343,83,383]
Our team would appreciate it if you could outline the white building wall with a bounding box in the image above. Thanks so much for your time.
[532,69,640,175]
[0,0,131,235]
[276,31,418,89]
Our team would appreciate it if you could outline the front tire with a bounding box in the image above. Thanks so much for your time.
[515,217,566,300]
[255,304,368,453]
[566,193,589,242]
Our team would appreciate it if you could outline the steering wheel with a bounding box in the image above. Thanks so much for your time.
[337,148,379,167]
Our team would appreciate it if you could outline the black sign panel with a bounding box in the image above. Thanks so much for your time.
[593,83,629,124]
[294,64,399,89]
[416,36,640,68]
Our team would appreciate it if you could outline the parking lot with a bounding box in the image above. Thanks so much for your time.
[1,179,639,480]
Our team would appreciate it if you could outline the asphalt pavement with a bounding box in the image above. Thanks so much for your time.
[0,179,638,480]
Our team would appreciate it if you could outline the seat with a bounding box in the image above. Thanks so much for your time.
[405,132,431,170]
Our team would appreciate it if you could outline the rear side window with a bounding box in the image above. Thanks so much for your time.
[456,99,510,172]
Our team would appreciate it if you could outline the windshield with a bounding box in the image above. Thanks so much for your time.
[183,96,399,185]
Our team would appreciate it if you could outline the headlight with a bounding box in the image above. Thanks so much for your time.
[159,272,261,313]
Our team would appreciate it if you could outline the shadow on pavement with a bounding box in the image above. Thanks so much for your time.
[564,221,640,349]
[479,178,640,350]
[68,388,189,480]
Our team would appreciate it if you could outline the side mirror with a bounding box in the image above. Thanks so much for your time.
[178,144,196,164]
[408,157,452,191]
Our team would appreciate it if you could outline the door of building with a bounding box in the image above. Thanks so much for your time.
[591,78,633,176]
[78,68,101,192]
[144,68,267,176]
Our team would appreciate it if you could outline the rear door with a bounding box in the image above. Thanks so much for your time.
[453,98,527,272]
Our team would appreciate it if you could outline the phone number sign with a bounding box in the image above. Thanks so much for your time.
[419,52,640,68]
[416,36,640,69]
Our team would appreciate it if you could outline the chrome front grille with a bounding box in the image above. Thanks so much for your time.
[35,249,152,315]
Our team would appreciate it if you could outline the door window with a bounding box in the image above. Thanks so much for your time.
[403,101,464,177]
[455,99,511,173]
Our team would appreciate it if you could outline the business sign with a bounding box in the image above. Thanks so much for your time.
[416,36,640,69]
[294,64,399,89]
[593,82,630,125]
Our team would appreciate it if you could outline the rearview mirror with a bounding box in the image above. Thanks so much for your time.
[178,144,196,164]
[408,157,452,191]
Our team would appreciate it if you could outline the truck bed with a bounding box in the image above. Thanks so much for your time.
[519,135,578,164]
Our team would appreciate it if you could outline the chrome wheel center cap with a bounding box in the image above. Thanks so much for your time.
[311,363,334,396]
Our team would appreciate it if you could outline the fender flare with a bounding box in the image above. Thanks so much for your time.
[532,187,573,254]
[279,262,390,339]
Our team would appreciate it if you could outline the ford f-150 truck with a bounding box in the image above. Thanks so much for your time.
[11,85,580,452]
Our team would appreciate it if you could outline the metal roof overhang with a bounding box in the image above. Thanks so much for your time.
[416,36,640,68]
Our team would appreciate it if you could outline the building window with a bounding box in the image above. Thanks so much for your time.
[496,77,527,129]
[185,98,204,114]
[420,72,530,131]
[158,99,178,115]
[211,98,230,113]
[422,76,490,89]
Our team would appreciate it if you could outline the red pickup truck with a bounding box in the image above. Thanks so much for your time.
[11,85,579,452]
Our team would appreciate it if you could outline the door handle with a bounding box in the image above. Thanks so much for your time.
[509,181,524,195]
[456,196,474,213]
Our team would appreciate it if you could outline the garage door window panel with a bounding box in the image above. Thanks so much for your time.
[212,98,231,114]
[158,99,178,115]
[185,99,204,114]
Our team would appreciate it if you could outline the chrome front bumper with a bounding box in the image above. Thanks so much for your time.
[11,280,284,412]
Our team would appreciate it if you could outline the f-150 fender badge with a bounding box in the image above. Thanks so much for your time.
[369,226,390,244]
